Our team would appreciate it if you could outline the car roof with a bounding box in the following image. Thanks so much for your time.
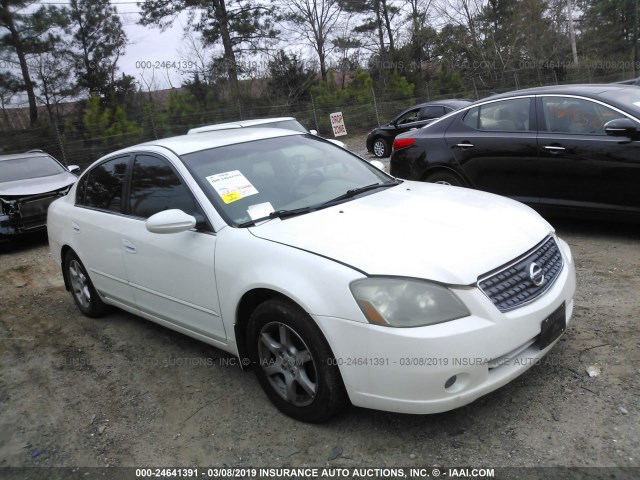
[119,127,305,157]
[415,99,472,108]
[188,117,297,134]
[481,83,639,101]
[0,151,53,162]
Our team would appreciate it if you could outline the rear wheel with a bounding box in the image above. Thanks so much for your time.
[425,171,465,187]
[372,138,390,158]
[247,299,348,422]
[64,251,110,317]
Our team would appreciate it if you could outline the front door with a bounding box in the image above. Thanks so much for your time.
[537,95,640,214]
[120,154,226,341]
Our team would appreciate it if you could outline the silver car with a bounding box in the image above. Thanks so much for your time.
[1,150,78,244]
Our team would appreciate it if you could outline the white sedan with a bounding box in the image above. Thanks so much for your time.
[47,128,576,422]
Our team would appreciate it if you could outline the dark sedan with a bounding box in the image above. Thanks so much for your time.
[390,84,640,221]
[366,99,471,157]
[1,151,78,244]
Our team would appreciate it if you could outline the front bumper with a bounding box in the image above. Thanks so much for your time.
[315,238,576,414]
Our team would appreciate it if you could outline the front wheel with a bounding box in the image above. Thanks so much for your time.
[247,299,348,422]
[372,138,390,158]
[64,251,110,318]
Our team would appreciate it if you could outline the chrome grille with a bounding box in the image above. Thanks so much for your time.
[478,237,563,312]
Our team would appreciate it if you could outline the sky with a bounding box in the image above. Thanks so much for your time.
[113,0,190,90]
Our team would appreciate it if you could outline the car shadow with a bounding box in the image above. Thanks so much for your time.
[545,216,640,240]
[0,231,49,254]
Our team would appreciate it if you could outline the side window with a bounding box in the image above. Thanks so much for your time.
[129,155,197,219]
[419,105,446,120]
[542,97,621,135]
[396,108,420,125]
[82,156,128,212]
[462,107,480,129]
[473,98,531,132]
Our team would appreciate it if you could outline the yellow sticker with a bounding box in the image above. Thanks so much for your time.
[206,170,259,204]
[222,191,242,204]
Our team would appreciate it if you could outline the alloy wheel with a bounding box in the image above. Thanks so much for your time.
[68,259,91,310]
[257,321,318,407]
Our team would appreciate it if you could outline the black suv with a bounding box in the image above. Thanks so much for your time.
[366,99,471,157]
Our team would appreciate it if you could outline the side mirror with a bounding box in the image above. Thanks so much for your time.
[370,160,386,171]
[309,129,318,136]
[68,165,80,173]
[146,209,196,234]
[604,118,639,138]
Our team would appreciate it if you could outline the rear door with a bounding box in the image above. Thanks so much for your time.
[445,97,539,203]
[536,95,640,213]
[73,155,135,308]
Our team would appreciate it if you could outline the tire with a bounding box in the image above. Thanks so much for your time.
[372,137,390,158]
[247,299,348,422]
[425,171,465,187]
[64,251,110,318]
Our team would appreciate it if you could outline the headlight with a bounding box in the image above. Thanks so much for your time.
[350,277,470,327]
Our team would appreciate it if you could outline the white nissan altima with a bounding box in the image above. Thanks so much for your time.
[48,128,576,422]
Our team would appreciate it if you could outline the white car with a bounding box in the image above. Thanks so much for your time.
[47,128,576,422]
[187,117,347,149]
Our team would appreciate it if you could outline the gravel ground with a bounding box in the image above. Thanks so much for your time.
[1,138,639,478]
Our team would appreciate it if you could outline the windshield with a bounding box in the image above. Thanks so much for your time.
[599,89,640,118]
[181,134,394,226]
[0,155,66,183]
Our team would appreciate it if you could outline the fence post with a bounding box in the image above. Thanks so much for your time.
[425,82,430,101]
[149,109,158,139]
[310,94,320,134]
[514,72,520,90]
[472,78,479,99]
[237,99,243,120]
[371,88,381,127]
[54,121,67,164]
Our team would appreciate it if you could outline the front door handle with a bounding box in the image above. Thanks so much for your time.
[456,143,474,148]
[72,222,80,234]
[122,238,137,254]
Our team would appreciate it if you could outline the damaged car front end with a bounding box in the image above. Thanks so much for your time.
[0,151,78,244]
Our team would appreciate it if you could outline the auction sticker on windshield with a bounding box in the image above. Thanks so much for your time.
[206,170,259,204]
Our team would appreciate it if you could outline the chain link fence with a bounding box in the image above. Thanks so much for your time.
[0,67,635,168]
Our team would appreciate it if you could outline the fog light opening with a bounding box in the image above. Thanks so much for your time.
[444,375,457,389]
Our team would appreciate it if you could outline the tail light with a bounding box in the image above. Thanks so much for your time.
[392,138,416,151]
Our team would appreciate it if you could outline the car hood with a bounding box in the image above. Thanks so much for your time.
[0,172,76,197]
[250,181,553,285]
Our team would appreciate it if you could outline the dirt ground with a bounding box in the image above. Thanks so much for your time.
[1,135,639,476]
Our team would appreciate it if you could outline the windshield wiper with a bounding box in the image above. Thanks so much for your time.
[237,180,401,228]
[236,206,314,228]
[322,180,400,205]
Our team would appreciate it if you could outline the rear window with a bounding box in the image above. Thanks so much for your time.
[0,155,66,183]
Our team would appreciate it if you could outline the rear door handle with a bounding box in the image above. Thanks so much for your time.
[456,143,474,148]
[544,145,566,152]
[122,238,137,254]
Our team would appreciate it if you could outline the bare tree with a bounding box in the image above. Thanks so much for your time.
[278,0,343,81]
